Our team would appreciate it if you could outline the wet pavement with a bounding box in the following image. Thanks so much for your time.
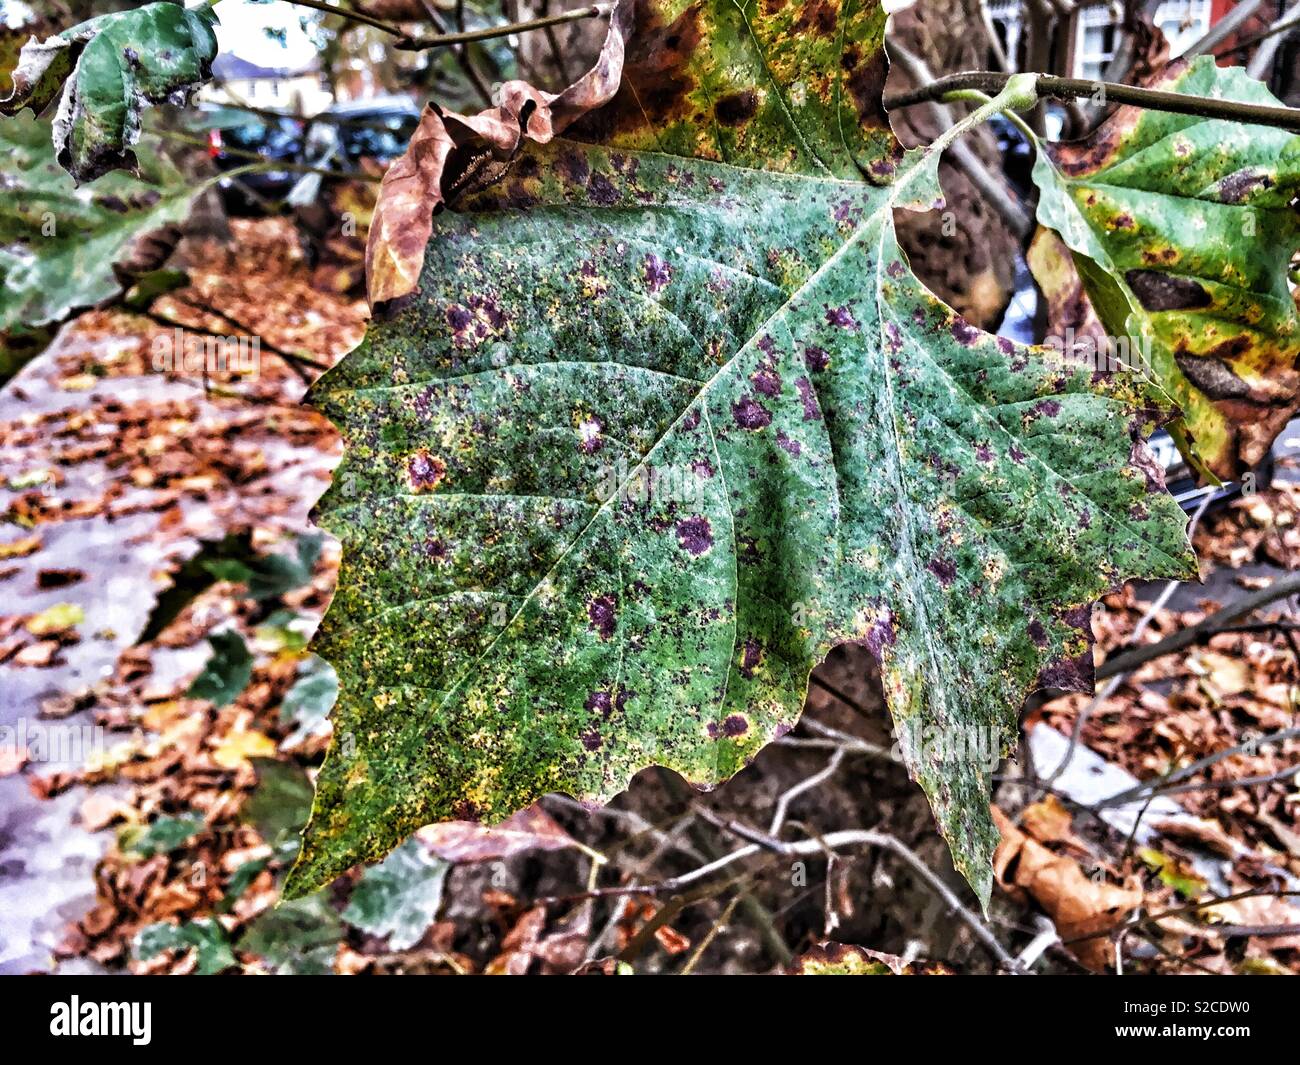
[0,329,334,973]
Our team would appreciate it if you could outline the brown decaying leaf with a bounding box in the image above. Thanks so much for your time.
[365,1,631,315]
[415,803,575,863]
[993,805,1141,972]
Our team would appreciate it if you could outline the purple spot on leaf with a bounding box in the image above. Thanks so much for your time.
[587,595,617,639]
[732,396,772,430]
[676,516,713,556]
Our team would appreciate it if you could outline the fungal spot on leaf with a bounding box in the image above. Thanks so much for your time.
[714,90,758,126]
[927,557,956,588]
[950,317,980,346]
[587,595,617,640]
[587,172,619,205]
[675,515,713,555]
[585,690,613,717]
[1174,351,1252,402]
[643,252,672,293]
[793,0,838,36]
[824,304,858,329]
[1125,269,1212,312]
[795,377,821,421]
[861,610,896,658]
[738,637,763,678]
[575,413,605,454]
[707,713,750,739]
[1215,169,1273,204]
[804,345,829,371]
[751,365,781,396]
[731,395,772,430]
[445,294,507,348]
[406,450,446,492]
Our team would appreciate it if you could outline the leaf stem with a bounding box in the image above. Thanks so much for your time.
[885,70,1300,133]
[940,88,1039,144]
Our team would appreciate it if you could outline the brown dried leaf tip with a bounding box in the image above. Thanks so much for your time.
[365,0,631,316]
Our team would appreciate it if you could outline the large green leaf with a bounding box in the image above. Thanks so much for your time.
[0,1,218,182]
[0,111,200,382]
[1032,56,1300,480]
[287,0,1195,904]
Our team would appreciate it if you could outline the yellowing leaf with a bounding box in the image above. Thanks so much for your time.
[212,728,277,770]
[26,602,84,635]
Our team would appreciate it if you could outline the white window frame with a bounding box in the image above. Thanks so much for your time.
[1074,3,1123,82]
[1153,0,1213,57]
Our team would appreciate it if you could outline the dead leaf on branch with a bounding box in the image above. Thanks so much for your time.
[365,0,632,315]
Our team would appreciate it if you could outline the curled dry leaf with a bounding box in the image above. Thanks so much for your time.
[365,1,631,315]
[993,805,1141,972]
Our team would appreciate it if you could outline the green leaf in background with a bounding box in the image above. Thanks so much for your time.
[121,266,190,311]
[1031,56,1300,480]
[186,629,253,708]
[121,813,205,858]
[242,759,314,861]
[240,893,342,975]
[0,112,202,383]
[342,839,450,951]
[288,0,1195,905]
[280,654,339,747]
[0,2,219,182]
[255,609,310,653]
[134,918,236,974]
[202,533,323,601]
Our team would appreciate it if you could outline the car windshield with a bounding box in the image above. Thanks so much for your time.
[223,118,302,157]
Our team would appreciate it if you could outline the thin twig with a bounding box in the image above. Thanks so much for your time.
[1095,726,1300,810]
[1096,573,1300,681]
[769,749,845,835]
[398,4,610,50]
[693,810,1025,974]
[884,70,1300,132]
[281,0,412,39]
[415,0,493,105]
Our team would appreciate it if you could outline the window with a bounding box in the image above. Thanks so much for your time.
[986,2,1024,67]
[1153,0,1212,57]
[1074,4,1122,82]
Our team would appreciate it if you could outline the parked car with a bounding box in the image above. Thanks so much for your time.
[200,107,307,215]
[324,95,421,166]
[199,97,420,216]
